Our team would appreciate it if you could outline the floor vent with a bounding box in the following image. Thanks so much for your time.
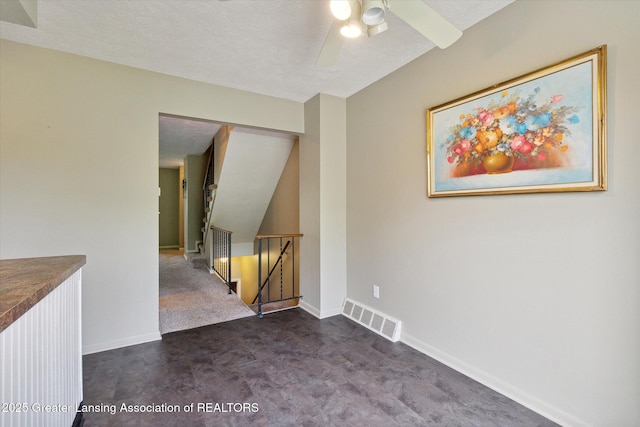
[342,298,401,342]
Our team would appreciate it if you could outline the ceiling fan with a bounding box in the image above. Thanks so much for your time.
[316,0,462,67]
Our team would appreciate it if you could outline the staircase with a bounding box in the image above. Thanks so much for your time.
[250,234,303,317]
[196,126,300,312]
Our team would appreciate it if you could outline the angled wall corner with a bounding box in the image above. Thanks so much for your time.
[0,0,37,27]
[299,94,347,318]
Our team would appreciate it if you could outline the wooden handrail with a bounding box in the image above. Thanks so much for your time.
[256,233,303,239]
[210,225,233,234]
[202,141,215,191]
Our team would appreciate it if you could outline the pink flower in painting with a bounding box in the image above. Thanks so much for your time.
[447,156,454,164]
[551,94,563,104]
[478,110,495,126]
[537,152,547,161]
[454,139,471,154]
[510,135,526,151]
[510,135,534,154]
[520,142,534,154]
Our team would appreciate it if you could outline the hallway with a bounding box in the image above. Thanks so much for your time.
[159,249,254,334]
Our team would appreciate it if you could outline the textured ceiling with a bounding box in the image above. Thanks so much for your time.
[1,0,513,167]
[158,115,222,168]
[0,0,514,103]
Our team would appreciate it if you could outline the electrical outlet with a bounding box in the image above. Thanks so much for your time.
[373,285,380,299]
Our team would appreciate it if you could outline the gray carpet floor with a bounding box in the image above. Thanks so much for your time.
[159,249,255,334]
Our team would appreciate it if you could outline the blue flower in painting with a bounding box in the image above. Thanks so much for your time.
[459,126,477,140]
[525,116,540,131]
[516,122,528,135]
[535,112,552,127]
[499,115,518,135]
[568,114,580,124]
[497,143,509,152]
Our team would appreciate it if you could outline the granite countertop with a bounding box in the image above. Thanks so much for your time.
[0,255,86,333]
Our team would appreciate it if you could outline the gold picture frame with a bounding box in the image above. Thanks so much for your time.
[426,46,607,197]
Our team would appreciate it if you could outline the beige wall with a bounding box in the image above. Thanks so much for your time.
[234,141,302,306]
[178,165,184,248]
[0,39,303,353]
[236,255,258,306]
[258,141,300,235]
[300,94,347,318]
[346,1,639,426]
[254,142,301,305]
[184,152,206,252]
[158,168,180,247]
[213,125,232,186]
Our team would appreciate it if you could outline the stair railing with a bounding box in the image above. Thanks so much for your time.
[201,142,216,249]
[211,226,232,294]
[253,233,303,317]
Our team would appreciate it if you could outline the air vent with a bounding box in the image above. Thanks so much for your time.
[341,298,401,342]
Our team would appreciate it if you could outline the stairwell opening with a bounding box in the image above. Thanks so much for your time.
[158,112,302,332]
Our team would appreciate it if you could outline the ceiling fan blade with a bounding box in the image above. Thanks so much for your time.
[389,0,462,49]
[316,20,344,68]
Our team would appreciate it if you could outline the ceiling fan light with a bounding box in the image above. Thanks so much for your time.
[361,0,385,26]
[367,20,388,37]
[339,1,362,38]
[330,0,351,20]
[340,21,362,38]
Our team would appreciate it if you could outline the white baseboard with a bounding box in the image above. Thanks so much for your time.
[82,331,162,355]
[298,300,320,318]
[298,300,342,319]
[401,332,585,427]
[319,305,344,319]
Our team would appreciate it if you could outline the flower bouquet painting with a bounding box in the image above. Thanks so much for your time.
[427,46,607,197]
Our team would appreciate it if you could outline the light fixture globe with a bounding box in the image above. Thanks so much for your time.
[361,0,385,25]
[330,0,352,20]
[339,1,362,38]
[340,20,362,38]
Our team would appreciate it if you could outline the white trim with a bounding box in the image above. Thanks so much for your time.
[233,277,242,299]
[319,305,344,319]
[298,300,342,319]
[400,331,586,427]
[298,300,320,318]
[82,331,162,355]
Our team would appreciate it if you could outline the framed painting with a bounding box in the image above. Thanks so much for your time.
[426,46,607,197]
